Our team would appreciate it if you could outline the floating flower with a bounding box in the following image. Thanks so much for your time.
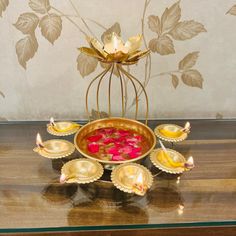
[112,155,126,161]
[87,134,102,142]
[88,142,100,153]
[78,32,150,65]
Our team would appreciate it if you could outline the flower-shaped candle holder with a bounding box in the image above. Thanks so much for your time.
[78,32,150,124]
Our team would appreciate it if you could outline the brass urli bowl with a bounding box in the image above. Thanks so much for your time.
[74,117,156,165]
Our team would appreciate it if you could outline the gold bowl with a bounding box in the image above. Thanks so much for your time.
[61,158,104,184]
[47,121,81,136]
[33,139,75,159]
[150,148,186,174]
[111,163,153,195]
[74,117,156,165]
[154,124,188,142]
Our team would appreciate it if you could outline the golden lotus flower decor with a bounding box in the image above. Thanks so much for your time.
[33,31,195,196]
[78,32,150,122]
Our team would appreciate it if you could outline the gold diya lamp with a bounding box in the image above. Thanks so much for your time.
[150,140,194,174]
[111,163,153,196]
[154,122,191,143]
[33,133,75,170]
[60,158,104,184]
[47,117,81,136]
[33,133,75,159]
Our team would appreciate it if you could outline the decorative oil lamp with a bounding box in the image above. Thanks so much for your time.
[111,163,153,196]
[150,140,194,174]
[33,133,75,159]
[60,158,104,184]
[154,122,191,143]
[47,117,81,136]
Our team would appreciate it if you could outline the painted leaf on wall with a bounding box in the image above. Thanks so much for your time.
[161,1,181,33]
[0,90,5,98]
[0,0,9,17]
[16,34,38,69]
[178,51,199,70]
[148,15,161,35]
[171,74,179,89]
[29,0,50,14]
[90,109,109,120]
[77,53,98,77]
[14,13,39,34]
[149,35,175,55]
[169,20,206,40]
[181,69,203,89]
[39,13,62,44]
[227,5,236,15]
[101,22,121,44]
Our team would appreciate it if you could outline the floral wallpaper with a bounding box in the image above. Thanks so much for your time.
[0,0,235,120]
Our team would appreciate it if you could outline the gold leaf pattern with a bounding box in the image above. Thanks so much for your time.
[29,0,50,14]
[14,13,39,34]
[149,36,175,55]
[148,15,161,35]
[181,69,203,89]
[161,1,181,33]
[169,20,207,40]
[90,109,109,120]
[77,53,98,77]
[39,13,62,44]
[101,22,121,44]
[178,51,199,70]
[15,34,38,69]
[0,90,5,98]
[171,74,179,89]
[227,5,236,15]
[0,0,9,17]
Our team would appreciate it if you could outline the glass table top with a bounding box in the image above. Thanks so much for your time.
[0,120,236,233]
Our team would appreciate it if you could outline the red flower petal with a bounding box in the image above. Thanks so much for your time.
[105,128,116,134]
[132,147,142,153]
[129,151,141,159]
[117,129,130,136]
[108,147,120,155]
[134,135,142,141]
[112,155,125,161]
[103,137,114,145]
[121,145,133,154]
[87,134,102,142]
[88,142,99,153]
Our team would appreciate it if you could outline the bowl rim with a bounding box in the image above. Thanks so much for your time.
[74,117,156,164]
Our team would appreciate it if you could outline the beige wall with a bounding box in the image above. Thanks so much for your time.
[0,0,236,121]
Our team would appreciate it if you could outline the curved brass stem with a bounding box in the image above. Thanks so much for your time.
[116,64,125,117]
[117,65,138,119]
[119,66,149,125]
[96,65,112,118]
[86,68,110,121]
[108,64,114,117]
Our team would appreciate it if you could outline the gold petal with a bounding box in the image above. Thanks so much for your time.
[106,51,128,62]
[78,47,104,60]
[90,38,108,58]
[127,49,150,61]
[125,34,143,54]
